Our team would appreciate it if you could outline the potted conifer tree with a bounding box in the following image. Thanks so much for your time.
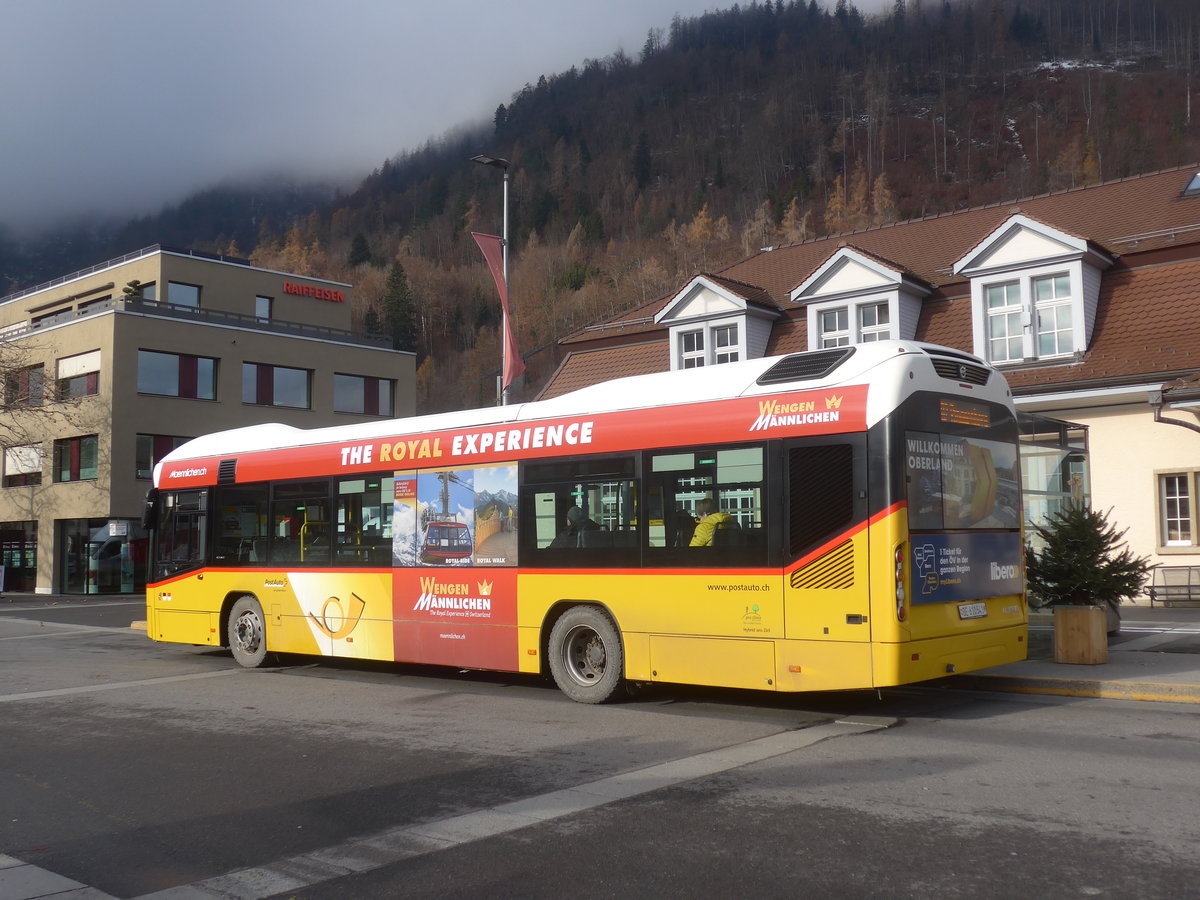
[1025,504,1150,663]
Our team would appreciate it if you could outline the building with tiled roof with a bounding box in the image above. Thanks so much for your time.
[541,166,1200,577]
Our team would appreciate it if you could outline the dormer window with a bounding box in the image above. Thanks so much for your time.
[655,275,777,371]
[792,247,927,351]
[680,329,705,368]
[713,323,739,363]
[818,308,850,347]
[980,267,1079,364]
[677,321,740,368]
[956,214,1110,367]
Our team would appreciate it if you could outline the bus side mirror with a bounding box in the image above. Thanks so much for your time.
[142,489,159,531]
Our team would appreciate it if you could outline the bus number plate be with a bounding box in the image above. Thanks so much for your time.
[957,602,988,620]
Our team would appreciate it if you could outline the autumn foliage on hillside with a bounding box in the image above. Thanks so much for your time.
[9,0,1200,413]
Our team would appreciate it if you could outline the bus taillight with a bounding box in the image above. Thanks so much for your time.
[895,544,907,622]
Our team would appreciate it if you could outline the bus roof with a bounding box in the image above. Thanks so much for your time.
[155,341,1007,480]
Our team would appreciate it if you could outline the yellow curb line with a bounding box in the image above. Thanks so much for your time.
[130,620,147,632]
[946,674,1200,704]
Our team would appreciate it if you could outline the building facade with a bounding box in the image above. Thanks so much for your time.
[540,167,1200,582]
[0,246,414,594]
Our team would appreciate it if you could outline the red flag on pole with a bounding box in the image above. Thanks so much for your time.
[471,231,525,391]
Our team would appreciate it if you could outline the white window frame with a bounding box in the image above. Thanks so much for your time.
[670,318,746,370]
[986,281,1023,363]
[857,301,890,342]
[808,296,896,349]
[1034,273,1073,357]
[818,307,849,347]
[679,329,705,369]
[1159,471,1196,549]
[972,262,1082,366]
[712,323,739,364]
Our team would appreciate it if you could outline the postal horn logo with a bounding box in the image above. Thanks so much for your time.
[308,593,366,640]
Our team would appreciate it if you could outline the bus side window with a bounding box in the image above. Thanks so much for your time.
[213,485,268,566]
[645,444,766,566]
[521,455,638,567]
[336,475,394,565]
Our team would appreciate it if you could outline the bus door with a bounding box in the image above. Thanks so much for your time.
[782,434,873,648]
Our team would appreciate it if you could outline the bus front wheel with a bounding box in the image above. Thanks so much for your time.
[228,596,270,668]
[548,606,624,703]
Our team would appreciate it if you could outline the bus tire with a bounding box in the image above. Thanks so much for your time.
[227,596,270,668]
[547,606,624,704]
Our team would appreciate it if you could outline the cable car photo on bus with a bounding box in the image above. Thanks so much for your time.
[143,341,1028,703]
[420,519,473,564]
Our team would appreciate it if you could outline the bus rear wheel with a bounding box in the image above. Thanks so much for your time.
[548,606,624,703]
[228,596,270,668]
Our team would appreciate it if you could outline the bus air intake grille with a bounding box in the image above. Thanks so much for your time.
[757,347,856,385]
[791,541,855,590]
[931,358,990,385]
[217,458,238,484]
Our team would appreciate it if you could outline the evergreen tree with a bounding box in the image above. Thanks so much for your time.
[633,131,653,190]
[1025,504,1150,615]
[362,304,382,335]
[347,233,372,267]
[381,261,418,353]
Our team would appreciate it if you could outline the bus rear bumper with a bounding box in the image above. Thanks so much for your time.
[872,623,1028,688]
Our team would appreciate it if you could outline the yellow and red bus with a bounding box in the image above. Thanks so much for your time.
[144,341,1027,702]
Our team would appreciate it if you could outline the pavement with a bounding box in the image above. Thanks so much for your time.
[5,593,1200,705]
[942,602,1200,704]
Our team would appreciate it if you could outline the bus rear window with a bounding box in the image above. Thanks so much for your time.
[906,432,1019,531]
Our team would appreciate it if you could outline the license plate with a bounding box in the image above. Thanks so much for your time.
[958,602,988,620]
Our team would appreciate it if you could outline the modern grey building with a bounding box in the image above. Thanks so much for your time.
[0,245,414,594]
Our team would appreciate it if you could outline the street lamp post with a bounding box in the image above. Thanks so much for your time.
[471,154,512,405]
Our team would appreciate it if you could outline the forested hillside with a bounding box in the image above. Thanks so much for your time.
[6,0,1200,412]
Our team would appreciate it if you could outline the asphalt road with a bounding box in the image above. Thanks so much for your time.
[2,599,1199,899]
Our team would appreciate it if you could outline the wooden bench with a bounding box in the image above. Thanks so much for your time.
[1149,566,1200,607]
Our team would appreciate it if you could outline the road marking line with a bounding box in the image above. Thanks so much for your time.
[0,670,242,704]
[0,619,143,640]
[131,718,892,900]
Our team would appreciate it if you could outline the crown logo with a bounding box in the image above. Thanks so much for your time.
[825,394,843,410]
[477,580,493,596]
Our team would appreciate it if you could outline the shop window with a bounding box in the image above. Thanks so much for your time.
[0,520,37,591]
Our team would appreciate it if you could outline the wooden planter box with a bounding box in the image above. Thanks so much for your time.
[1053,605,1108,665]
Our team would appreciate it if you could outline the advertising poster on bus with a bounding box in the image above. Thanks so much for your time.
[472,463,518,566]
[391,464,518,568]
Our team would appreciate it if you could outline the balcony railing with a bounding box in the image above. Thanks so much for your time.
[0,244,253,307]
[1,295,394,349]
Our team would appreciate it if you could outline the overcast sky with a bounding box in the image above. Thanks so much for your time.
[3,0,888,235]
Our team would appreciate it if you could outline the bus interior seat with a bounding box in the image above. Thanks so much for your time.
[580,530,613,549]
